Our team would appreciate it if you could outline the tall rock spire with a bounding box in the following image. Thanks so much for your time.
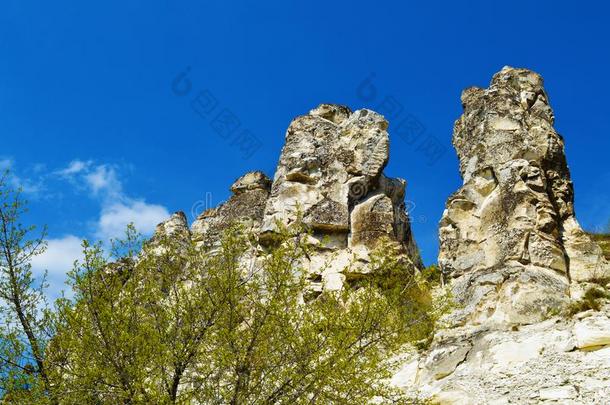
[185,104,422,293]
[439,66,609,326]
[261,104,392,237]
[260,104,422,291]
[259,104,419,252]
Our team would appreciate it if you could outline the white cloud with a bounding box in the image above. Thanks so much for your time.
[55,161,123,200]
[72,163,170,239]
[31,235,83,277]
[29,197,170,299]
[96,200,170,240]
[80,164,170,240]
[31,235,84,299]
[56,159,91,177]
[54,160,171,239]
[3,158,172,299]
[5,159,172,241]
[84,165,122,197]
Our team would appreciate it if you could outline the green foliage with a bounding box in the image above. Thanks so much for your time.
[567,286,610,315]
[420,264,442,286]
[43,224,448,404]
[352,245,450,350]
[0,175,449,403]
[0,171,56,404]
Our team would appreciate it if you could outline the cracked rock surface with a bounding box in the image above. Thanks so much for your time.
[259,104,421,291]
[439,66,609,327]
[150,72,610,404]
[396,67,610,404]
[167,104,421,293]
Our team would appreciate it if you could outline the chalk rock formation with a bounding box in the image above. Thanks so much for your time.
[438,66,609,326]
[398,67,610,404]
[153,211,190,240]
[149,75,609,404]
[396,309,610,404]
[191,171,271,248]
[262,105,390,235]
[171,104,421,292]
[260,104,421,291]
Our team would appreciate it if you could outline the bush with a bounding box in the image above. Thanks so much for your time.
[567,287,610,315]
[40,224,449,404]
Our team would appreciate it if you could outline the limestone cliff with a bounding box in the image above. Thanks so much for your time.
[187,104,421,294]
[438,67,609,328]
[397,67,610,404]
[151,68,610,404]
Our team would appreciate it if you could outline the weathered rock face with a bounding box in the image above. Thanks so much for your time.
[261,104,390,235]
[398,67,610,404]
[169,104,421,292]
[191,171,271,248]
[396,311,610,404]
[153,211,190,240]
[439,66,609,326]
[590,232,610,261]
[149,77,609,404]
[260,104,421,291]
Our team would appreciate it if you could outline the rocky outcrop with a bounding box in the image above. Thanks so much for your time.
[173,104,421,292]
[149,71,609,404]
[260,104,421,291]
[397,67,610,404]
[153,211,190,240]
[395,312,610,404]
[151,106,421,298]
[191,171,271,248]
[438,66,609,327]
[262,105,395,236]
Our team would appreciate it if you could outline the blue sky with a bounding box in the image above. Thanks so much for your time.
[1,1,609,296]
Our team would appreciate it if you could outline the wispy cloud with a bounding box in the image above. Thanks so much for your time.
[55,159,170,240]
[84,164,123,198]
[15,158,172,298]
[96,200,169,240]
[31,235,83,299]
[0,157,45,196]
[55,159,92,177]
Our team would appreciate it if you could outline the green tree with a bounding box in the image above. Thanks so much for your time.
[47,222,447,404]
[0,171,57,404]
[47,227,155,404]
